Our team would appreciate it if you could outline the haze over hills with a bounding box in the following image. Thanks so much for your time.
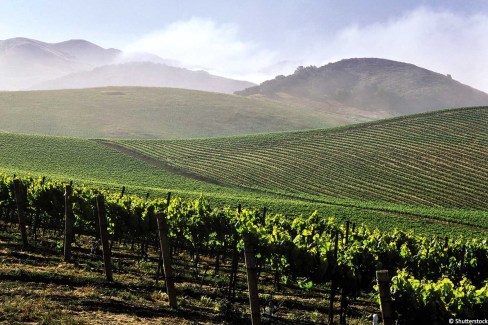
[237,58,488,116]
[33,62,255,94]
[0,38,119,89]
[0,37,254,93]
[3,38,488,137]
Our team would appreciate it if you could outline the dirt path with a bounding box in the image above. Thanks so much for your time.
[95,139,222,185]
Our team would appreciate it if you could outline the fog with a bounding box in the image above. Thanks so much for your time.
[126,7,488,92]
[124,18,280,83]
[319,7,488,93]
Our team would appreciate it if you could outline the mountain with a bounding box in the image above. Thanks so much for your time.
[0,38,119,89]
[0,37,254,93]
[50,39,121,66]
[236,58,488,116]
[33,62,255,94]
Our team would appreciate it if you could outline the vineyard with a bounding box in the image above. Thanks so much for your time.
[111,106,488,211]
[1,130,486,239]
[0,175,487,324]
[0,131,240,197]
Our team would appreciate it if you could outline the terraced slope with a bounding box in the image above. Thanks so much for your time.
[113,107,488,210]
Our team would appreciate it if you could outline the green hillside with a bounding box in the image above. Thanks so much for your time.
[0,87,340,139]
[0,132,246,198]
[0,129,486,238]
[112,106,488,210]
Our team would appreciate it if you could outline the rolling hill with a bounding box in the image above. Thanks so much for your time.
[111,106,488,210]
[0,87,336,138]
[237,58,488,117]
[0,125,486,238]
[0,132,255,200]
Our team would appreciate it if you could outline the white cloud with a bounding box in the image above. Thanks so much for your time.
[125,10,488,92]
[315,7,488,92]
[124,17,277,83]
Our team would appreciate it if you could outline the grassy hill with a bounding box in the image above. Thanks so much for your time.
[112,107,488,211]
[0,87,338,139]
[237,58,488,116]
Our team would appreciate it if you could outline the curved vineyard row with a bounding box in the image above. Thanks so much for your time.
[112,107,488,211]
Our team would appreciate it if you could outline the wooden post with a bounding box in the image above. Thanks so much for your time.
[228,204,241,301]
[340,223,350,324]
[96,195,113,281]
[229,241,239,300]
[243,233,261,325]
[376,270,394,325]
[156,192,171,283]
[13,179,28,249]
[64,184,74,261]
[340,223,350,325]
[328,230,340,324]
[156,212,177,308]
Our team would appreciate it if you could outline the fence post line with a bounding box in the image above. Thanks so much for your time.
[96,195,113,281]
[376,270,394,325]
[64,184,74,261]
[156,211,178,308]
[243,233,261,325]
[13,179,28,249]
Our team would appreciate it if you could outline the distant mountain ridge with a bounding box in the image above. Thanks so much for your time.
[49,39,121,66]
[0,37,254,93]
[0,37,119,89]
[237,58,488,115]
[33,62,255,93]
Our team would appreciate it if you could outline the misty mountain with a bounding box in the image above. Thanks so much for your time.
[50,39,121,66]
[33,62,256,94]
[236,58,488,115]
[0,37,254,93]
[0,37,119,89]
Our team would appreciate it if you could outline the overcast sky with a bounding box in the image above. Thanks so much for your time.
[1,0,488,91]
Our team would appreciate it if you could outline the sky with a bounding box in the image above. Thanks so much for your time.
[1,0,488,91]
